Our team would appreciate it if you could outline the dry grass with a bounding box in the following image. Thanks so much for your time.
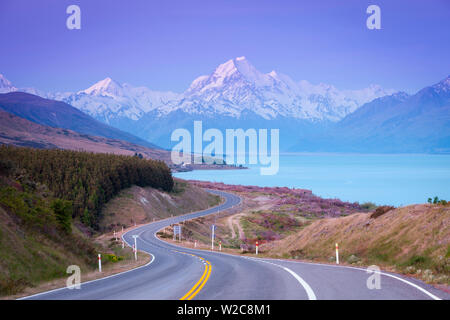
[262,204,449,284]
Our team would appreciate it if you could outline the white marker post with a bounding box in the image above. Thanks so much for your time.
[98,254,102,272]
[335,243,339,264]
[122,240,124,249]
[219,240,222,251]
[211,225,215,251]
[132,235,139,261]
[194,240,197,248]
[256,241,259,255]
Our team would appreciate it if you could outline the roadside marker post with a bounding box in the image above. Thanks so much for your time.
[219,240,222,251]
[256,241,259,255]
[336,243,339,264]
[194,240,197,248]
[98,254,102,272]
[122,240,124,249]
[173,225,182,242]
[132,235,139,261]
[211,224,216,251]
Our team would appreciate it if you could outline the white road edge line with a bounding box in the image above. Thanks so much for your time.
[17,189,234,300]
[17,232,155,300]
[272,258,442,301]
[18,253,155,300]
[151,224,317,300]
[251,258,317,300]
[152,202,444,300]
[158,227,444,301]
[154,191,444,301]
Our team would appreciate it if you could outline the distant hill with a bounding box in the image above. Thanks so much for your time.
[292,76,450,153]
[0,110,171,162]
[0,92,160,150]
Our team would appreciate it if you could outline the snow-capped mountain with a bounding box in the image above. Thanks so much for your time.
[0,74,18,93]
[158,56,395,121]
[291,75,450,153]
[0,58,395,124]
[1,71,449,153]
[0,59,398,149]
[0,74,48,96]
[48,77,180,124]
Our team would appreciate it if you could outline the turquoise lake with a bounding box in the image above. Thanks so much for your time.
[173,153,450,206]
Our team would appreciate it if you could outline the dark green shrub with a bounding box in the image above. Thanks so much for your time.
[370,206,395,219]
[51,199,73,233]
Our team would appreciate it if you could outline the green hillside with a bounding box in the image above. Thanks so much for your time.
[0,146,174,296]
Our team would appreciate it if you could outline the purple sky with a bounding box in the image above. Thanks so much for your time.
[1,0,449,93]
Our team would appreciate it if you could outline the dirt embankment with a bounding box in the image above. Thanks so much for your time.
[99,179,221,232]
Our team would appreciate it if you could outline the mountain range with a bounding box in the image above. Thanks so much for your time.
[294,77,450,153]
[0,57,449,153]
[5,57,394,124]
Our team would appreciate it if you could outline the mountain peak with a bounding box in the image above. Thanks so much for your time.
[82,77,123,96]
[429,75,450,94]
[213,57,244,78]
[0,74,11,85]
[0,74,17,93]
[209,56,274,87]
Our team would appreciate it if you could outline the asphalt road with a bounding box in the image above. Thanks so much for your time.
[22,189,449,300]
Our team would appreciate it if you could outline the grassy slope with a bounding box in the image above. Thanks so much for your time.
[0,174,145,298]
[0,182,98,296]
[262,204,449,284]
[0,206,91,293]
[0,177,219,297]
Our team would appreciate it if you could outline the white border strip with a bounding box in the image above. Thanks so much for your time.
[155,224,444,301]
[18,253,155,300]
[18,231,155,300]
[271,258,442,301]
[253,259,317,300]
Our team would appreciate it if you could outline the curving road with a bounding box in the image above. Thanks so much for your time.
[22,189,449,300]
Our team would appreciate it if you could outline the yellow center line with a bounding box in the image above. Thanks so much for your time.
[178,253,212,300]
[187,261,211,300]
